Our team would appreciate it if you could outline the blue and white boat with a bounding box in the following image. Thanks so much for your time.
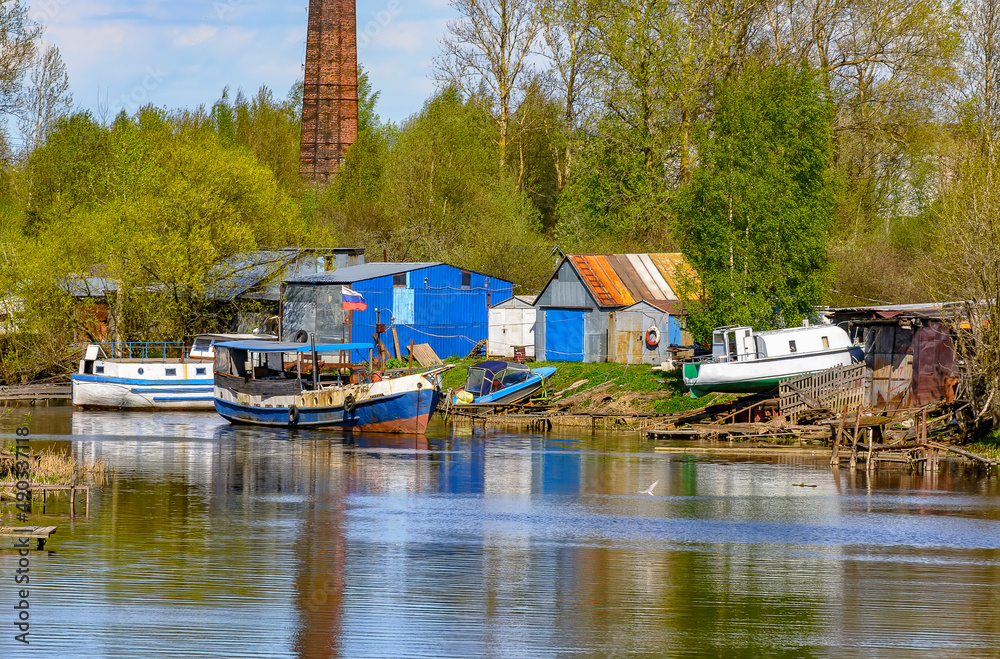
[72,334,266,410]
[212,340,451,434]
[454,361,557,405]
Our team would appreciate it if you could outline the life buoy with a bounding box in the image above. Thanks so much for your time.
[344,394,357,414]
[371,372,382,383]
[645,326,661,348]
[288,405,300,425]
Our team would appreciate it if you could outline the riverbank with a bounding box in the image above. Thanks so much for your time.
[441,359,732,416]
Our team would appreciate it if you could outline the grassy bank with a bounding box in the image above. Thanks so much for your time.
[441,359,732,415]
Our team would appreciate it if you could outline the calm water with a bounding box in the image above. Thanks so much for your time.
[2,407,1000,657]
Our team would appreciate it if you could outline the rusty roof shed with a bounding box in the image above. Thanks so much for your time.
[533,253,697,363]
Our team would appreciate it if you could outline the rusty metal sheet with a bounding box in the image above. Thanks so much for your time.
[650,253,699,295]
[570,255,634,307]
[592,256,634,305]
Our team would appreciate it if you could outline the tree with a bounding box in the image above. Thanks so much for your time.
[963,0,1000,159]
[674,64,837,339]
[436,0,540,172]
[0,1,40,114]
[537,0,600,187]
[17,45,73,152]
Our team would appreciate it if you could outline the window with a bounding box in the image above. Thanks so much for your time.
[196,367,207,376]
[393,273,407,288]
[461,269,471,289]
[95,365,104,374]
[788,340,797,353]
[822,336,830,349]
[165,368,177,376]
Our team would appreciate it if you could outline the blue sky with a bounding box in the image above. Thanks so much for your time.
[32,0,458,124]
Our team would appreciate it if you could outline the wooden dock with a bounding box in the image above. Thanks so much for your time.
[0,383,71,405]
[0,526,57,549]
[0,483,90,517]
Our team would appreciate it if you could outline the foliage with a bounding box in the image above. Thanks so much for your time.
[674,64,837,340]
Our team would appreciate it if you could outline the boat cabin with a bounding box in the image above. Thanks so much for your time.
[464,361,532,397]
[213,341,374,391]
[711,325,851,363]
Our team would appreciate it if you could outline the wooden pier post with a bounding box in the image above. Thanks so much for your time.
[830,405,848,466]
[849,409,862,470]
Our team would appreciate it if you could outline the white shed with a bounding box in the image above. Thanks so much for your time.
[489,295,537,359]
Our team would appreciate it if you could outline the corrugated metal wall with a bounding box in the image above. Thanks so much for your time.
[608,305,673,365]
[489,307,536,359]
[349,264,513,359]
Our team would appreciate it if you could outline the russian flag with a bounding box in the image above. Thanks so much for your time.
[342,286,367,311]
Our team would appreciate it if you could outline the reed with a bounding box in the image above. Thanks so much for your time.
[0,445,113,495]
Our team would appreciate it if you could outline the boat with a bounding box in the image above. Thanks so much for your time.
[682,324,863,398]
[212,340,451,433]
[453,361,557,405]
[72,334,269,410]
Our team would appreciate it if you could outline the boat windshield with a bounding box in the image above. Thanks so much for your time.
[466,367,491,396]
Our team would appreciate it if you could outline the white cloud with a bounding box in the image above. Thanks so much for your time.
[173,25,219,47]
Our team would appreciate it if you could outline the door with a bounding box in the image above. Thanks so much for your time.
[545,309,585,362]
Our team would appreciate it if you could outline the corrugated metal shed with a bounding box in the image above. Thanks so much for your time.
[282,262,513,359]
[534,254,698,363]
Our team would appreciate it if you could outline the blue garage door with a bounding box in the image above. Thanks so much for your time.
[545,309,585,362]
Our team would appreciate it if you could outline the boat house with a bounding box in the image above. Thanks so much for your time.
[533,254,697,364]
[281,262,514,360]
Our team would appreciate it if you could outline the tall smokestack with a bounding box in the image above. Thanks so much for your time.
[300,0,358,181]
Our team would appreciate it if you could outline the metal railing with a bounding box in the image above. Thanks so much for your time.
[76,342,188,361]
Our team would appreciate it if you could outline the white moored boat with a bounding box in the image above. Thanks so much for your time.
[682,324,863,398]
[72,334,269,410]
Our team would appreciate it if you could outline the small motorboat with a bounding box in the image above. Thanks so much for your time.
[454,361,557,405]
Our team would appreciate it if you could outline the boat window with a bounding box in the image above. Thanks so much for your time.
[501,369,529,387]
[95,365,104,374]
[727,333,737,360]
[789,340,797,353]
[466,368,488,396]
[165,368,177,376]
[755,336,767,357]
[822,336,830,349]
[196,367,207,376]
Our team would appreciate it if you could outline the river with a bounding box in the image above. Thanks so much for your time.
[2,407,999,657]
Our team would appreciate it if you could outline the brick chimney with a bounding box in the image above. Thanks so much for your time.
[300,0,359,182]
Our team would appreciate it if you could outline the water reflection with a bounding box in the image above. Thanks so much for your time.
[1,408,998,657]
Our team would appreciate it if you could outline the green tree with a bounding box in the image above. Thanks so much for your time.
[674,64,837,339]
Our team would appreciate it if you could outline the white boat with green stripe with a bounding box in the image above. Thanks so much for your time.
[683,324,863,398]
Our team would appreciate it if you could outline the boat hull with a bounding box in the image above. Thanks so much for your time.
[214,388,440,433]
[71,374,215,410]
[683,348,861,398]
[214,368,447,434]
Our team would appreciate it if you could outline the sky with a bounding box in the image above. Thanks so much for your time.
[30,0,458,125]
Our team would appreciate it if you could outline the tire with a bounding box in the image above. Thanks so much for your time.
[292,330,310,344]
[288,405,300,426]
[344,394,357,414]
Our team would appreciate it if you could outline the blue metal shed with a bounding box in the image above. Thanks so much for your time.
[281,262,514,359]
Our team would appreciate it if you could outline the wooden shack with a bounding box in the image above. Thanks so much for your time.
[827,303,958,410]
